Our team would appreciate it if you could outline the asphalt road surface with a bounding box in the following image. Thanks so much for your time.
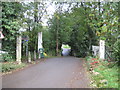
[2,57,90,88]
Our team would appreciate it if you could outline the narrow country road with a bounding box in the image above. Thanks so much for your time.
[2,57,90,88]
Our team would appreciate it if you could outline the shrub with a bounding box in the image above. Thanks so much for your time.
[2,53,14,62]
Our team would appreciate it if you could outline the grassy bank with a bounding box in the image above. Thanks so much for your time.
[85,56,119,88]
[2,62,26,73]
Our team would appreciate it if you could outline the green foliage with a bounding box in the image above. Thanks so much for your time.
[62,45,71,49]
[86,2,119,48]
[93,65,119,88]
[2,53,14,62]
[47,5,97,57]
[113,40,120,63]
[28,26,43,52]
[2,62,26,73]
[49,2,118,59]
[42,27,51,53]
[1,2,26,58]
[85,56,119,88]
[22,2,45,52]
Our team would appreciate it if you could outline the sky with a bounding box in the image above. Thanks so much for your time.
[41,1,74,26]
[24,0,56,26]
[41,1,56,26]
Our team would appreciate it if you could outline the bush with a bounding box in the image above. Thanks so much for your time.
[2,53,14,62]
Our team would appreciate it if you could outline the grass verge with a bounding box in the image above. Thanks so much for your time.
[85,56,119,88]
[2,62,26,73]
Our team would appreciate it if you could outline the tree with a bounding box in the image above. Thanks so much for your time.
[47,1,119,59]
[1,2,26,58]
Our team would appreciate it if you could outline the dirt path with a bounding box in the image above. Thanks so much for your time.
[2,57,90,88]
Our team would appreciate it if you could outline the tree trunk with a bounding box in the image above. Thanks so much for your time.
[98,1,101,15]
[34,2,39,23]
[56,16,59,56]
[56,33,59,56]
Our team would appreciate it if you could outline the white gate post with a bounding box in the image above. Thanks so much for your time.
[34,50,36,61]
[38,32,43,59]
[28,51,31,63]
[0,31,4,49]
[16,35,22,64]
[0,40,2,50]
[99,40,105,59]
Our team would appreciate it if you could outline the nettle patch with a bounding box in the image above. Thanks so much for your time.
[85,56,119,88]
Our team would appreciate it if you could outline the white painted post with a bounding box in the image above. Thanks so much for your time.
[0,31,4,50]
[0,40,2,50]
[34,50,36,61]
[16,35,22,64]
[38,32,43,51]
[28,51,31,63]
[38,32,43,59]
[99,40,105,59]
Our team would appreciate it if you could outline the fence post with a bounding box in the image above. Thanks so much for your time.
[34,50,36,61]
[16,35,22,64]
[38,32,43,59]
[99,40,105,59]
[28,51,31,63]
